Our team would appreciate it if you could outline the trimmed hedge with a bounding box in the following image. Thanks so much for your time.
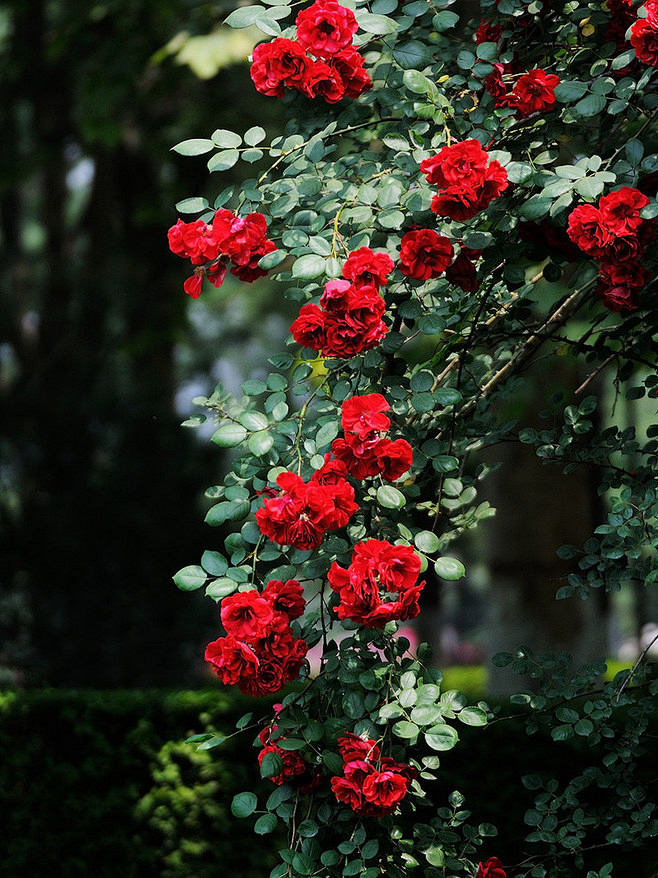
[0,689,277,878]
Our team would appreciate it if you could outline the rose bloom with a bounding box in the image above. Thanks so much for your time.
[341,393,391,441]
[342,247,395,288]
[631,13,658,67]
[399,229,454,279]
[310,454,350,485]
[300,60,346,103]
[337,733,380,763]
[375,437,413,481]
[250,38,310,98]
[330,47,371,97]
[567,204,614,258]
[290,303,326,350]
[167,218,221,265]
[595,268,642,312]
[295,0,359,58]
[445,249,479,292]
[421,140,508,221]
[262,579,306,620]
[204,634,259,686]
[476,857,507,878]
[362,769,409,812]
[475,18,503,43]
[599,186,650,235]
[220,590,276,641]
[508,68,560,117]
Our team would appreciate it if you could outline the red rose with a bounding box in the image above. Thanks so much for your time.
[296,0,359,58]
[599,186,650,235]
[168,218,221,265]
[475,19,504,43]
[331,775,364,810]
[320,278,352,312]
[290,303,327,349]
[476,857,507,878]
[204,634,259,685]
[631,14,658,67]
[330,47,371,97]
[300,60,346,103]
[342,247,395,287]
[262,579,306,620]
[375,438,413,481]
[595,269,642,312]
[399,229,454,279]
[362,769,409,811]
[566,204,613,258]
[341,393,391,440]
[507,68,560,117]
[220,590,276,641]
[600,259,650,289]
[337,733,380,763]
[445,250,479,292]
[250,38,311,98]
[421,140,508,221]
[310,454,350,485]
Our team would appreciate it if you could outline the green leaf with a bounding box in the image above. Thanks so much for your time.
[393,40,432,69]
[249,430,275,456]
[315,421,340,448]
[414,530,440,554]
[393,720,420,739]
[553,80,588,102]
[231,791,258,818]
[403,69,437,97]
[433,455,459,472]
[205,578,239,600]
[254,813,278,835]
[574,93,607,117]
[260,751,284,778]
[425,724,459,751]
[458,707,488,726]
[258,249,288,269]
[211,128,242,148]
[292,254,326,278]
[173,564,207,591]
[356,11,399,33]
[224,5,268,27]
[211,423,247,447]
[245,125,266,146]
[201,550,229,576]
[208,149,240,172]
[196,735,227,750]
[175,196,210,213]
[172,138,215,156]
[433,9,459,30]
[377,485,407,508]
[434,557,466,580]
[240,411,269,431]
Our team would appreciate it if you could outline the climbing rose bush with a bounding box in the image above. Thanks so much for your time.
[170,0,658,874]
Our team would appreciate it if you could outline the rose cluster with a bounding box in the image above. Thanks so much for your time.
[290,247,393,357]
[330,733,418,817]
[250,0,370,103]
[567,186,654,311]
[328,539,425,628]
[255,465,358,550]
[168,208,276,297]
[204,579,308,696]
[485,66,560,118]
[399,228,454,280]
[420,140,509,222]
[330,393,413,481]
[631,0,658,67]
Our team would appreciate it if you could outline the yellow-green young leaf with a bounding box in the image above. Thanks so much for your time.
[173,565,207,591]
[175,196,210,213]
[458,707,488,726]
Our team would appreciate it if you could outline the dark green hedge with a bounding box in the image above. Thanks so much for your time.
[0,688,278,878]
